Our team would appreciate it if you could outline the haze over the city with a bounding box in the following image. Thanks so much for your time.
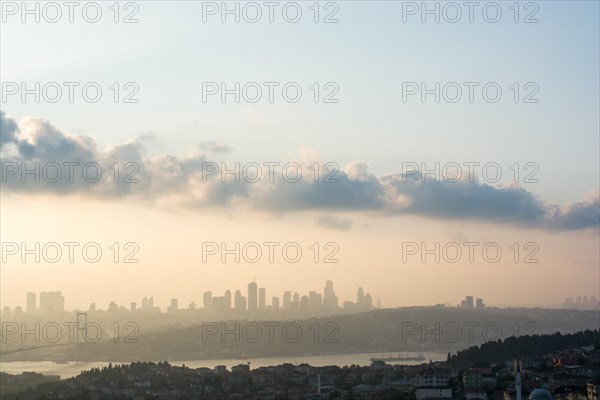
[1,1,599,311]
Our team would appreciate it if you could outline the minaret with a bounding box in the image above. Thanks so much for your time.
[317,373,321,394]
[515,359,522,400]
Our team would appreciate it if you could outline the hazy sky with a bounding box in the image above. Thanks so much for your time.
[1,1,599,310]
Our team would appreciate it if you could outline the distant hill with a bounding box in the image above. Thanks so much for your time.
[3,306,598,362]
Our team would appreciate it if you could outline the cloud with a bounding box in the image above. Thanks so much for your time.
[199,140,231,153]
[314,215,353,231]
[543,191,600,230]
[0,111,19,150]
[1,112,598,232]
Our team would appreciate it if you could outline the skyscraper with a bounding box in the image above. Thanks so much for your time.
[39,291,64,314]
[300,295,309,310]
[248,282,258,312]
[258,287,266,309]
[203,291,213,311]
[283,291,291,309]
[465,296,474,309]
[323,280,339,310]
[309,291,322,311]
[357,287,364,303]
[224,290,232,310]
[234,290,246,312]
[169,298,178,312]
[476,298,485,309]
[364,293,373,309]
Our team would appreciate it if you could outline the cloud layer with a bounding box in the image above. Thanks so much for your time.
[1,112,598,231]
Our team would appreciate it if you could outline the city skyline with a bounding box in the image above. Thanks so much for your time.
[1,280,380,316]
[1,1,599,311]
[5,287,599,317]
[0,1,598,394]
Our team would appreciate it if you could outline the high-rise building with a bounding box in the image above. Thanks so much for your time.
[475,298,485,309]
[248,282,258,312]
[169,298,178,312]
[203,291,213,311]
[300,295,309,310]
[323,280,339,310]
[130,302,137,313]
[148,297,154,309]
[26,292,36,314]
[357,287,364,303]
[142,297,148,310]
[309,291,322,311]
[364,293,373,308]
[224,290,232,310]
[39,291,64,314]
[272,297,280,309]
[465,296,474,309]
[258,288,266,309]
[283,291,291,309]
[234,290,246,312]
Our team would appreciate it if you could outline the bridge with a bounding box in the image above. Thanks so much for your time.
[0,312,89,358]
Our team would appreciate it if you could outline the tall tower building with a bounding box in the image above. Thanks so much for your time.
[300,295,309,310]
[248,282,258,312]
[234,290,246,312]
[26,292,36,314]
[323,280,339,309]
[475,298,485,309]
[170,298,178,312]
[258,287,266,309]
[465,296,474,309]
[309,291,322,311]
[283,291,291,309]
[203,291,213,311]
[357,287,365,304]
[39,291,64,314]
[224,290,232,310]
[290,292,300,311]
[364,293,373,309]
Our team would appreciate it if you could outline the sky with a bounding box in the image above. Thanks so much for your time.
[1,0,599,311]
